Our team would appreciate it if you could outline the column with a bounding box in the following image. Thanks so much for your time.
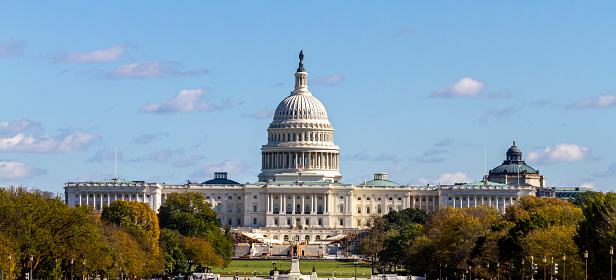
[282,193,286,213]
[292,194,296,214]
[302,194,305,214]
[267,193,271,213]
[325,193,329,212]
[466,194,470,207]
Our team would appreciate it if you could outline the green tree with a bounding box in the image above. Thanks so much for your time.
[101,200,160,248]
[159,229,189,275]
[158,192,233,267]
[575,191,616,279]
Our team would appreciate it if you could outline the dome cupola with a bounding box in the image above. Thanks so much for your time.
[258,51,342,183]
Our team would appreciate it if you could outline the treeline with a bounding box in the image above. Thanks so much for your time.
[0,186,233,280]
[362,193,616,279]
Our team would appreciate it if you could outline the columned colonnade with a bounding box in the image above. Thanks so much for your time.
[262,151,339,170]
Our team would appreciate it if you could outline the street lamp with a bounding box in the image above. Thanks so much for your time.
[71,259,74,280]
[611,246,614,280]
[562,254,566,280]
[497,262,500,280]
[354,261,357,280]
[469,266,472,280]
[83,259,86,280]
[543,256,547,280]
[584,250,588,280]
[8,253,11,280]
[30,254,33,280]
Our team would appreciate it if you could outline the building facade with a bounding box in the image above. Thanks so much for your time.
[65,52,537,244]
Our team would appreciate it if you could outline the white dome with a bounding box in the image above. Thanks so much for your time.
[273,94,329,121]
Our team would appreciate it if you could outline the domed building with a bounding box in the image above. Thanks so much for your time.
[486,140,545,188]
[259,51,342,183]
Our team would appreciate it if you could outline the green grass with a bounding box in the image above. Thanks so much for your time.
[211,260,372,278]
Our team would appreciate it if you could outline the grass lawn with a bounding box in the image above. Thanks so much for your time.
[211,260,372,278]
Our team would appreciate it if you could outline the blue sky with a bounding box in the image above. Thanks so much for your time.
[1,1,616,193]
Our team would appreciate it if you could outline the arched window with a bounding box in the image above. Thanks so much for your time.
[273,235,279,240]
[305,235,310,242]
[294,236,300,242]
[378,204,382,214]
[326,235,331,239]
[284,235,289,241]
[315,235,321,241]
[296,204,301,213]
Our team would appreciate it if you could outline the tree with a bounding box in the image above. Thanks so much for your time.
[158,193,233,267]
[575,192,616,279]
[159,229,189,275]
[101,200,160,248]
[181,236,224,269]
[0,186,100,280]
[360,217,387,274]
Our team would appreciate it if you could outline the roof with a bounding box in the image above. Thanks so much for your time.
[459,181,509,187]
[491,162,538,174]
[202,178,240,185]
[361,179,401,187]
[93,178,142,184]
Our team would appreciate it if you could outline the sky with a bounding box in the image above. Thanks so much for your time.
[1,1,616,194]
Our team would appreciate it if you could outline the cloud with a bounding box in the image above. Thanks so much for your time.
[130,148,185,163]
[190,160,250,181]
[0,39,25,57]
[526,143,592,164]
[395,28,413,37]
[411,149,447,163]
[342,151,397,162]
[309,74,344,86]
[108,60,209,79]
[596,162,616,177]
[479,106,518,125]
[242,108,274,119]
[0,120,100,153]
[0,119,42,137]
[567,94,616,110]
[417,172,471,185]
[140,88,231,113]
[172,155,206,167]
[132,132,169,144]
[54,44,126,63]
[0,161,46,180]
[434,138,454,147]
[87,149,124,163]
[430,77,511,98]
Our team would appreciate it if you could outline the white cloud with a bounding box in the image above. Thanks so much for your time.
[0,132,100,153]
[526,144,592,164]
[108,60,208,78]
[0,39,25,57]
[309,74,344,86]
[0,119,42,137]
[242,108,274,119]
[140,88,231,113]
[417,172,471,185]
[132,132,169,144]
[567,94,616,109]
[0,161,45,180]
[430,77,485,98]
[54,44,126,63]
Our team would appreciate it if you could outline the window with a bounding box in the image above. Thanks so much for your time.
[228,219,232,225]
[284,235,289,241]
[305,218,309,225]
[318,219,322,226]
[75,194,79,197]
[216,203,221,212]
[253,195,257,199]
[275,195,279,199]
[388,207,393,212]
[388,197,392,201]
[339,205,344,213]
[339,219,344,226]
[217,196,221,199]
[305,205,310,213]
[90,194,93,198]
[237,206,242,212]
[357,197,361,200]
[217,218,221,223]
[104,194,108,198]
[318,196,322,199]
[429,197,433,202]
[377,197,381,201]
[366,207,371,214]
[287,204,291,212]
[357,219,361,226]
[296,195,300,199]
[253,218,257,225]
[315,235,321,241]
[306,195,310,199]
[318,205,323,213]
[377,205,382,214]
[206,196,210,199]
[339,196,343,199]
[305,235,310,241]
[274,218,278,225]
[287,195,292,199]
[237,218,241,225]
[357,207,361,214]
[448,197,452,200]
[228,206,233,213]
[287,219,291,225]
[238,196,241,200]
[253,205,258,212]
[229,196,232,199]
[398,197,401,201]
[273,235,279,239]
[366,197,370,201]
[274,204,279,212]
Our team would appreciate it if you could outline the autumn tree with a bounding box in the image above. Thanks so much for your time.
[378,208,427,270]
[360,217,387,274]
[158,192,233,267]
[101,200,160,248]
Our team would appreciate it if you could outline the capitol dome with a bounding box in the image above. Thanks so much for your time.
[258,51,342,183]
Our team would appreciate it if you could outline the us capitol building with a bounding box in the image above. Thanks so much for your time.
[65,52,538,247]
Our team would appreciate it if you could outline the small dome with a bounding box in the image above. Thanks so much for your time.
[202,172,239,185]
[507,145,522,155]
[491,163,538,174]
[273,94,329,121]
